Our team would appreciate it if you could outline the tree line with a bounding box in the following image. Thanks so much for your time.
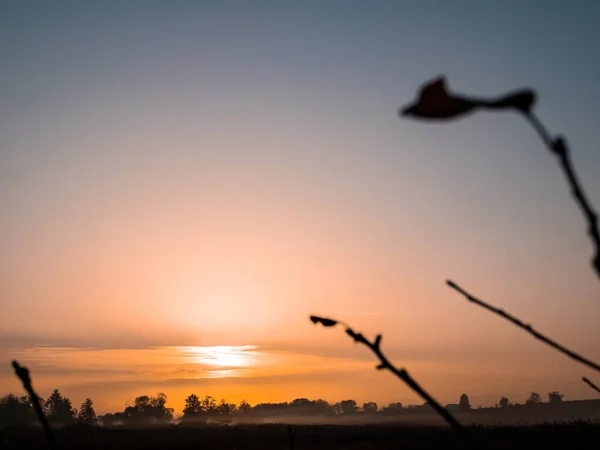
[0,389,567,428]
[0,390,96,428]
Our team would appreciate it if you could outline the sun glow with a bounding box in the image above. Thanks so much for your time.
[178,346,259,375]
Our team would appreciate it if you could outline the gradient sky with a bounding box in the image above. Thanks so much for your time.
[1,0,599,415]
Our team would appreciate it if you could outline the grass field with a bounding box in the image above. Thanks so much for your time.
[2,422,599,450]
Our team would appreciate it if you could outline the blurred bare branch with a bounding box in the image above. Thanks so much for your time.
[582,377,600,395]
[309,315,479,449]
[447,281,600,373]
[12,360,58,448]
[524,114,600,279]
[401,76,600,279]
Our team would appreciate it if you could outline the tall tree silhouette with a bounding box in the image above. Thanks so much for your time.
[201,395,219,418]
[45,389,76,425]
[182,394,202,420]
[77,398,97,425]
[459,394,471,412]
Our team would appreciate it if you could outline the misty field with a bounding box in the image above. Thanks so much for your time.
[2,422,599,450]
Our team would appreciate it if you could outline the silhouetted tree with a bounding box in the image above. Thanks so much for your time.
[201,395,219,418]
[251,401,290,418]
[548,391,564,403]
[362,402,378,414]
[45,389,76,424]
[498,397,510,408]
[77,398,97,425]
[381,402,404,416]
[526,392,542,405]
[183,394,202,418]
[331,402,343,415]
[0,394,36,427]
[150,393,168,409]
[313,399,333,416]
[286,398,332,416]
[123,406,137,420]
[218,399,236,416]
[149,393,174,422]
[238,399,252,413]
[289,398,310,415]
[134,395,151,411]
[339,399,358,414]
[458,394,471,412]
[123,393,173,424]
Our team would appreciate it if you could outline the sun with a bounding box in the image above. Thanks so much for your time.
[180,345,258,368]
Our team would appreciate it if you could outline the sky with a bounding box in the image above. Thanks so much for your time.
[1,0,599,415]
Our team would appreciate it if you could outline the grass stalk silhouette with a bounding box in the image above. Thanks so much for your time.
[582,377,600,395]
[309,315,479,449]
[12,360,58,448]
[446,281,600,373]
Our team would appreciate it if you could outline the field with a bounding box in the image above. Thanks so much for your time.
[1,422,599,450]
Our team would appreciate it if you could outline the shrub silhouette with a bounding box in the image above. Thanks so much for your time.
[548,391,564,404]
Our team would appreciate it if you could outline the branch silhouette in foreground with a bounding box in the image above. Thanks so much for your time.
[309,315,478,449]
[582,377,600,395]
[400,76,600,279]
[446,281,600,373]
[12,360,57,449]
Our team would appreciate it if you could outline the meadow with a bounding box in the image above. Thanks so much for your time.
[2,422,600,450]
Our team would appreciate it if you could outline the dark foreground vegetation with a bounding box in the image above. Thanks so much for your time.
[2,422,600,450]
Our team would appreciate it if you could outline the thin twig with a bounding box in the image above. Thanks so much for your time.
[582,377,600,395]
[309,316,479,449]
[524,112,600,279]
[12,360,58,449]
[446,281,600,373]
